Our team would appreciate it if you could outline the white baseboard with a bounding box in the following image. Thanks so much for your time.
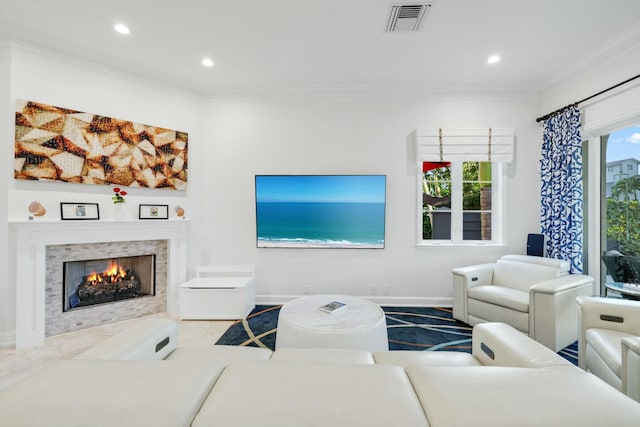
[256,294,452,307]
[0,330,16,348]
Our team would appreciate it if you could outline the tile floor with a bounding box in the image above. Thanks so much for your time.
[0,314,234,388]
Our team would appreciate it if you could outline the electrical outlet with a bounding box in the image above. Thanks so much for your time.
[303,285,310,295]
[371,285,377,295]
[383,285,391,296]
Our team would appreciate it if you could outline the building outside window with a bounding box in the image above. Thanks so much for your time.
[605,158,640,198]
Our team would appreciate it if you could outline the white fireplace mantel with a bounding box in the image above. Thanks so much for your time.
[9,219,189,349]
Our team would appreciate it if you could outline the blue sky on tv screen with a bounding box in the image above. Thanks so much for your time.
[255,175,386,204]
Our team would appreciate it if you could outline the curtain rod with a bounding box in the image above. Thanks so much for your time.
[535,73,640,123]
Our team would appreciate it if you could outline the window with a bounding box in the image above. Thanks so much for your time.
[601,124,640,294]
[422,162,452,239]
[414,127,511,246]
[419,161,503,244]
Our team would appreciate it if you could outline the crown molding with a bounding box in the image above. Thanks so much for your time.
[4,37,541,102]
[541,22,640,96]
[203,83,541,102]
[6,38,206,102]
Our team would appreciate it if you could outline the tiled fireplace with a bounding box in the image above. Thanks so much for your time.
[63,255,156,312]
[46,240,166,337]
[10,220,189,349]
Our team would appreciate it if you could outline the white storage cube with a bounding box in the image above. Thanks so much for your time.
[179,266,256,320]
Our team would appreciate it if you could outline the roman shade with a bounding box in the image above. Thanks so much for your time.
[414,128,514,162]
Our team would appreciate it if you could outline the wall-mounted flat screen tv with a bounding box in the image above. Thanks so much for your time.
[255,175,386,249]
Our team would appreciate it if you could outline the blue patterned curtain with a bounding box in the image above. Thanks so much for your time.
[540,106,583,273]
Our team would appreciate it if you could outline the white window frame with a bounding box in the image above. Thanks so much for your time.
[416,161,507,247]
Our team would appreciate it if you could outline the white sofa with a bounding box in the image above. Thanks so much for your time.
[577,296,640,402]
[452,254,594,351]
[1,320,640,426]
[74,317,178,360]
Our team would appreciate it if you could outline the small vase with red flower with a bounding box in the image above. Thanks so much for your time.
[112,187,128,220]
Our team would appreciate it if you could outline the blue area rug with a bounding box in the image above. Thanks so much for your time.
[215,305,578,365]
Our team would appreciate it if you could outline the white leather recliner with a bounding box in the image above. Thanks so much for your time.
[577,296,640,402]
[452,254,594,351]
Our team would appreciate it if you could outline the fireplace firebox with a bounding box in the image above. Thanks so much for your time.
[63,255,156,312]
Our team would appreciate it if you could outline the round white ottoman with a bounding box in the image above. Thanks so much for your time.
[275,294,389,352]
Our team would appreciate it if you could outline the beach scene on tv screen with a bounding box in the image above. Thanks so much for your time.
[255,175,386,249]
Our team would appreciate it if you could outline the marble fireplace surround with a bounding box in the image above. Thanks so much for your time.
[10,220,189,349]
[47,240,167,338]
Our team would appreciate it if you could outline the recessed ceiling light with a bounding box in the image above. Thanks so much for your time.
[201,58,214,68]
[114,23,130,35]
[487,55,501,64]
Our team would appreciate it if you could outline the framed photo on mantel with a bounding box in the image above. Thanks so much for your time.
[60,203,100,220]
[139,204,169,220]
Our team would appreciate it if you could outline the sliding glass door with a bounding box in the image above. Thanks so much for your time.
[601,124,640,293]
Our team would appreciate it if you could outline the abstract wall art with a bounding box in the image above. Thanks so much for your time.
[14,99,188,189]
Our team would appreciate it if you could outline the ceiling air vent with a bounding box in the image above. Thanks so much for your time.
[385,3,432,32]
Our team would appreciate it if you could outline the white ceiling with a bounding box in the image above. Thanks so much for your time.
[1,0,640,96]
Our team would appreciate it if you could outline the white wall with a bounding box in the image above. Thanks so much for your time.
[540,40,640,122]
[1,42,546,344]
[0,43,13,344]
[8,45,204,222]
[1,45,206,343]
[202,96,542,304]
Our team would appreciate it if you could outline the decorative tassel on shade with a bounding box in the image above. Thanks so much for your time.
[175,206,185,218]
[28,201,46,217]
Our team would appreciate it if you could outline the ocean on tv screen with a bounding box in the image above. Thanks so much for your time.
[255,175,386,249]
[256,201,385,249]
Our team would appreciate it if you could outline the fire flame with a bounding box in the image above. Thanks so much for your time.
[87,260,127,285]
[86,272,102,284]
